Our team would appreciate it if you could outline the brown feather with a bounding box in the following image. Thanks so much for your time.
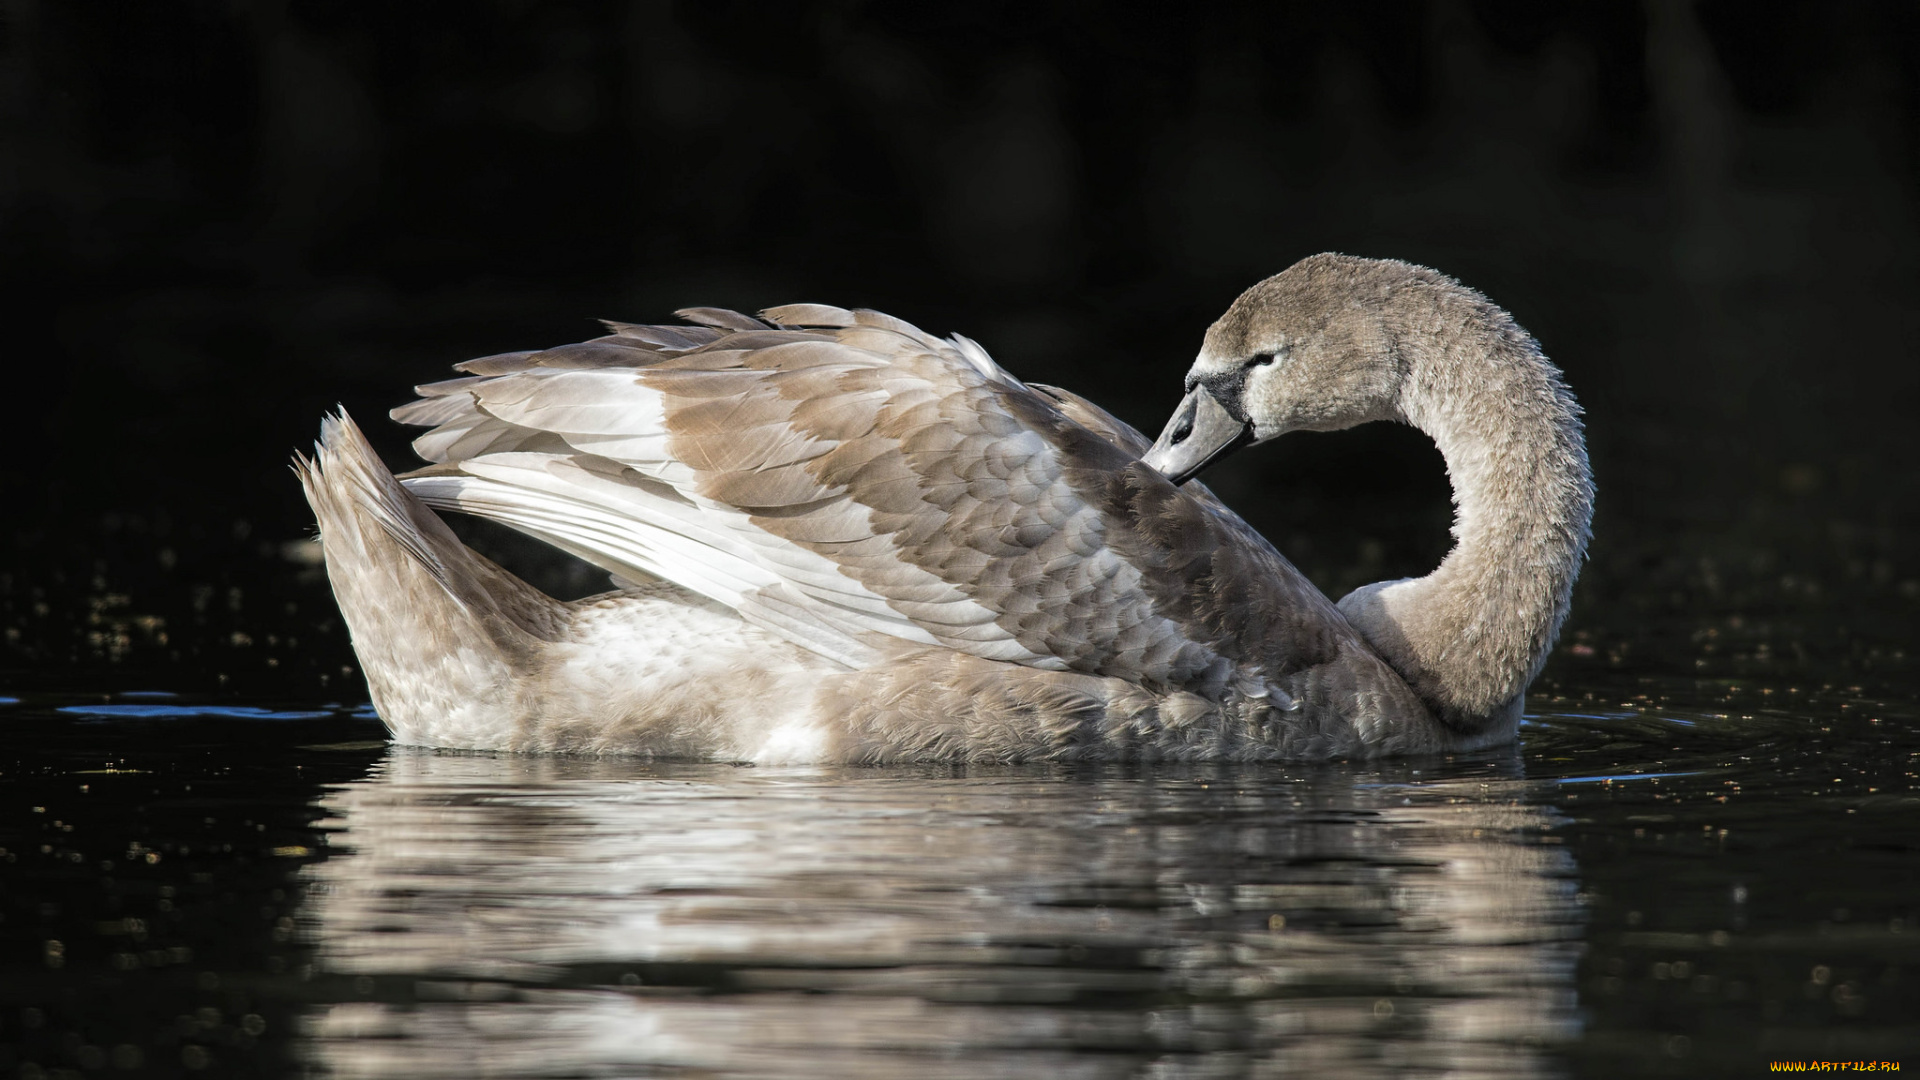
[674,307,769,332]
[761,303,857,327]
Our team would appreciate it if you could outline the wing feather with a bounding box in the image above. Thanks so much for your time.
[674,307,769,332]
[602,321,723,350]
[761,303,856,327]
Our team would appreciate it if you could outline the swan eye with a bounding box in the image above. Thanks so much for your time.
[1248,352,1277,368]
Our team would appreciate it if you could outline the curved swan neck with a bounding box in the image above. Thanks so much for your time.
[1337,287,1594,731]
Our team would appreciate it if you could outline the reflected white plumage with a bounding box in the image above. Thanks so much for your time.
[296,254,1592,761]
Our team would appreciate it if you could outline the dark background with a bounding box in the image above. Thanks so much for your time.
[2,0,1916,700]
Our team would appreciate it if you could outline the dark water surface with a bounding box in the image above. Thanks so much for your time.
[3,674,1916,1078]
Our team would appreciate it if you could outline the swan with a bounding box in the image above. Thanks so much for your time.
[296,254,1593,762]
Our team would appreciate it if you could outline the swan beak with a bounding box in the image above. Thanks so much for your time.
[1141,386,1252,485]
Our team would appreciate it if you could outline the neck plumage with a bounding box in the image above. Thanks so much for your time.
[1336,305,1593,736]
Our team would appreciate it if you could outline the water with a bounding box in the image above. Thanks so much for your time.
[3,678,1916,1078]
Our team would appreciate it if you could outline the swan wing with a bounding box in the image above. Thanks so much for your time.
[392,308,1345,686]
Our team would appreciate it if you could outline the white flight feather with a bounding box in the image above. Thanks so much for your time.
[403,475,767,607]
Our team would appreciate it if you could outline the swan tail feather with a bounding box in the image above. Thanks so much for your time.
[295,409,561,747]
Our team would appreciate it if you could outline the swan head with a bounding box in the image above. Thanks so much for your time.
[1143,254,1410,484]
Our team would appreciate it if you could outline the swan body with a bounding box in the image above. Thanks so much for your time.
[297,254,1592,762]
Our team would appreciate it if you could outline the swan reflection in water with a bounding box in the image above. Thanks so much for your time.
[296,752,1584,1078]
